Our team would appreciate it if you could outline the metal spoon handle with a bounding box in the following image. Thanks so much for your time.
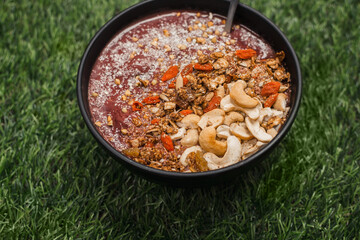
[224,0,238,33]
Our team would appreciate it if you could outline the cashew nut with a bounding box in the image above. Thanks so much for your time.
[229,122,253,140]
[267,128,278,138]
[220,95,261,120]
[260,107,284,122]
[226,82,236,91]
[259,107,274,122]
[180,129,199,147]
[199,126,227,156]
[273,93,287,111]
[204,136,242,170]
[245,117,273,142]
[179,145,202,166]
[170,127,186,140]
[242,141,266,159]
[216,125,231,139]
[177,114,200,129]
[241,138,257,156]
[220,95,241,112]
[229,80,258,108]
[197,108,225,129]
[239,102,263,120]
[224,111,244,125]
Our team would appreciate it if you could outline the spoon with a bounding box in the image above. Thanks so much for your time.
[224,0,238,33]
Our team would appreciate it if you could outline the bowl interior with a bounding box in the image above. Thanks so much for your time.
[77,0,301,186]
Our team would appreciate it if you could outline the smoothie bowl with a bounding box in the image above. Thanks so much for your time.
[77,0,302,186]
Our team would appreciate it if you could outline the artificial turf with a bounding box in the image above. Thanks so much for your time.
[1,0,359,239]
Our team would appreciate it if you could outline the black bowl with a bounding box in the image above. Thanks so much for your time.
[77,0,302,186]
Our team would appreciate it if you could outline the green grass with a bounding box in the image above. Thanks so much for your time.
[1,0,359,238]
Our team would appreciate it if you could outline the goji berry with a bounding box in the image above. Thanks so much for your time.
[203,94,221,113]
[151,118,160,124]
[181,64,193,77]
[168,80,176,88]
[194,63,213,71]
[132,101,143,111]
[142,95,160,104]
[179,109,193,116]
[161,132,174,151]
[261,81,281,96]
[235,49,257,59]
[264,93,279,108]
[161,65,179,81]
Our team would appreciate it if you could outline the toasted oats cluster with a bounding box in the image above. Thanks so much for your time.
[88,11,291,172]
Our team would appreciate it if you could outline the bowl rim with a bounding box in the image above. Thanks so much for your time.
[77,0,302,180]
